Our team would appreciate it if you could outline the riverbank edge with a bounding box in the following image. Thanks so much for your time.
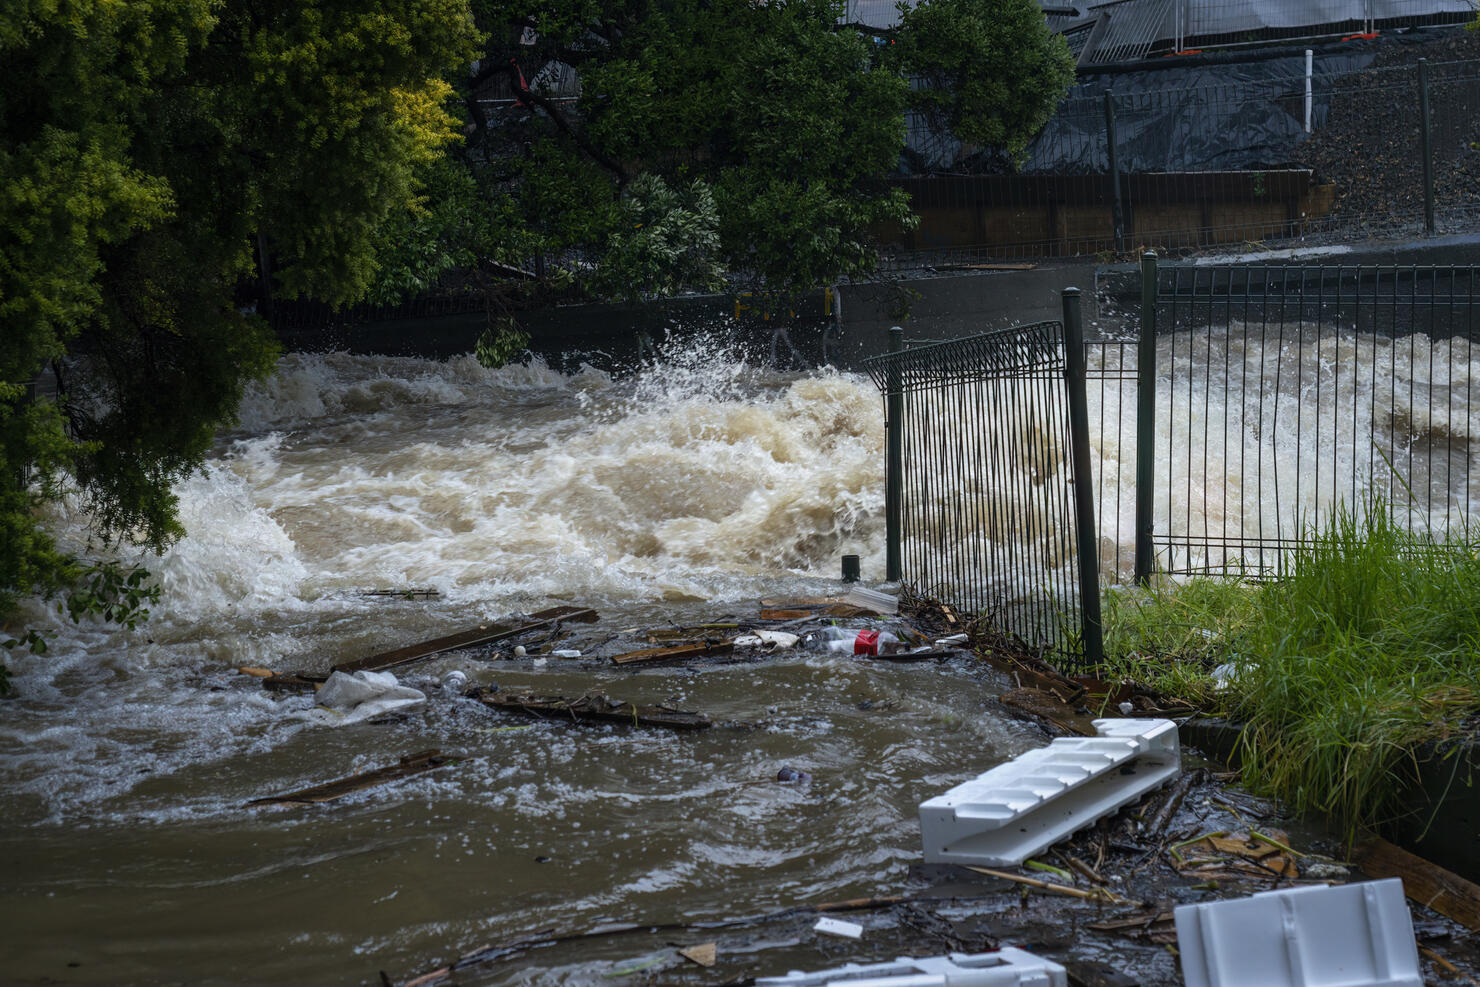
[1179,716,1480,882]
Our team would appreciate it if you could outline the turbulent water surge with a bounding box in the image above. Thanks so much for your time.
[0,342,1052,985]
[4,324,1474,984]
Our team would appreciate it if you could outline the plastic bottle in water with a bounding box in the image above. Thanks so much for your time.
[802,626,905,655]
[853,629,902,656]
[801,626,856,653]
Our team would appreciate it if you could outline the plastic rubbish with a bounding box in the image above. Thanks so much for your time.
[755,948,1068,986]
[800,626,907,656]
[811,916,863,939]
[312,670,426,726]
[733,630,800,650]
[843,585,898,614]
[550,649,581,658]
[440,670,468,694]
[919,718,1180,866]
[853,629,901,655]
[934,633,970,648]
[513,645,527,657]
[800,626,856,653]
[1174,878,1421,987]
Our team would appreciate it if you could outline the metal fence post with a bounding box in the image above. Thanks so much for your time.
[1103,90,1126,253]
[1134,251,1158,586]
[1062,289,1105,666]
[885,325,904,583]
[1419,58,1435,234]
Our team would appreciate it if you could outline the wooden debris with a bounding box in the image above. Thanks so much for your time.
[333,605,598,674]
[1087,908,1177,944]
[361,588,441,600]
[1355,836,1480,933]
[998,687,1094,737]
[1421,946,1480,986]
[247,750,460,806]
[645,624,738,643]
[979,654,1087,705]
[821,603,877,619]
[237,666,276,678]
[611,640,734,666]
[965,865,1125,904]
[471,690,713,731]
[1170,829,1299,880]
[857,648,953,662]
[758,609,813,620]
[678,942,717,967]
[261,673,326,694]
[1142,768,1204,837]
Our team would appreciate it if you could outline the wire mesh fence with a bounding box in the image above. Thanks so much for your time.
[887,53,1480,268]
[1089,260,1480,582]
[864,311,1104,663]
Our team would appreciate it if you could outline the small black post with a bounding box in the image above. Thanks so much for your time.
[1134,251,1158,586]
[841,554,861,583]
[1062,289,1105,667]
[1104,89,1126,253]
[885,325,905,583]
[1419,58,1435,234]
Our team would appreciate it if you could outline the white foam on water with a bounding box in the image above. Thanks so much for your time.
[0,338,891,823]
[6,325,1475,826]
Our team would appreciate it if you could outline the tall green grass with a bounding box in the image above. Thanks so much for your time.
[1101,502,1480,841]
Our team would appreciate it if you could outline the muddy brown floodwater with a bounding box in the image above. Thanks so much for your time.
[3,342,1478,986]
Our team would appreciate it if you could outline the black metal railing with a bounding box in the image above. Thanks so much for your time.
[865,293,1104,664]
[1090,255,1480,581]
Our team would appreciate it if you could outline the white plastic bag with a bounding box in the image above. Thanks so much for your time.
[311,670,426,726]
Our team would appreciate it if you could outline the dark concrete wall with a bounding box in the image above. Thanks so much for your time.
[272,233,1480,371]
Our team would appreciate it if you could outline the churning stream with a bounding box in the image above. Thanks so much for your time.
[0,340,1061,985]
[4,324,1476,985]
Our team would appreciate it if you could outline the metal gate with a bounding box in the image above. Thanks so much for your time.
[864,292,1104,665]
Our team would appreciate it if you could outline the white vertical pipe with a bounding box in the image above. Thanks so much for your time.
[1305,49,1313,133]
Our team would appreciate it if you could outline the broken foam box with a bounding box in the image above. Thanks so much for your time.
[1175,878,1422,987]
[919,718,1180,866]
[755,948,1067,986]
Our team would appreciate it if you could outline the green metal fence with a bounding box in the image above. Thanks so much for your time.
[864,293,1104,664]
[1091,256,1480,582]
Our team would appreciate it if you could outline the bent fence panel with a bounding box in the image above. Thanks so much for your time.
[865,305,1103,665]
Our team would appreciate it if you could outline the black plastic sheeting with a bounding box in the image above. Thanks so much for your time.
[900,46,1379,175]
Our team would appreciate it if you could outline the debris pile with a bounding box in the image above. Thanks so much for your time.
[226,587,1480,987]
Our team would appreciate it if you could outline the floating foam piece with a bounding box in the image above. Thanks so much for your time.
[755,948,1067,986]
[811,916,862,939]
[919,718,1180,866]
[1175,879,1421,987]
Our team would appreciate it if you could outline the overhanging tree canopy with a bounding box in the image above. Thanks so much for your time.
[1,0,477,661]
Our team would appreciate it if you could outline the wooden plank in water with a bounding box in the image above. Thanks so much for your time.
[333,606,598,674]
[611,640,734,666]
[473,690,712,731]
[261,673,326,694]
[246,750,460,806]
[1355,836,1480,933]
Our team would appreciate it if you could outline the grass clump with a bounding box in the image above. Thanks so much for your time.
[1101,502,1480,841]
[1101,576,1259,706]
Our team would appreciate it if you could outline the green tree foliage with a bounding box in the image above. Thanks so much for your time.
[887,0,1076,157]
[1,0,478,674]
[375,0,1073,303]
